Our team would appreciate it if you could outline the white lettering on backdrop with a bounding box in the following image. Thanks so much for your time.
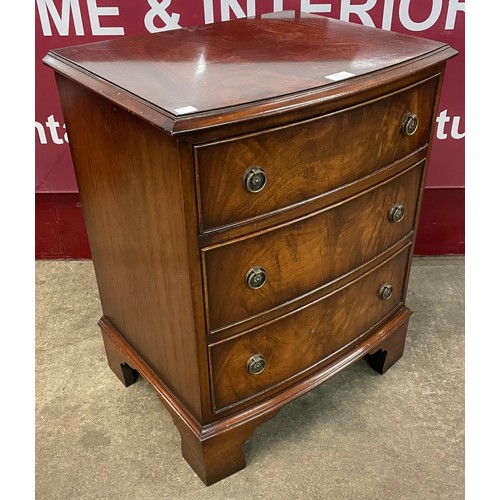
[36,1,465,36]
[36,0,124,36]
[144,0,181,32]
[202,0,464,30]
[35,115,69,145]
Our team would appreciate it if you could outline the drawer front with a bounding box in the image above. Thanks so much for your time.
[209,246,411,411]
[196,77,437,231]
[204,163,422,332]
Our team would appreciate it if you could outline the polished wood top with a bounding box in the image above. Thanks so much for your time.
[44,11,456,133]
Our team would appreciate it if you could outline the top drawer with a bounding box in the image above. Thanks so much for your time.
[195,76,438,232]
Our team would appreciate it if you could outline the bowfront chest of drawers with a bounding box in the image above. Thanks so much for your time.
[44,11,456,485]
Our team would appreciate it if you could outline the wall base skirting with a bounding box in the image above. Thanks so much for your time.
[35,188,464,260]
[35,193,91,259]
[413,187,464,255]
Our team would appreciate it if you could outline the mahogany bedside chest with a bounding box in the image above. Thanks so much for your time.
[44,11,456,485]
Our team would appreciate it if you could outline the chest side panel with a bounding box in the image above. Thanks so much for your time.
[55,75,204,418]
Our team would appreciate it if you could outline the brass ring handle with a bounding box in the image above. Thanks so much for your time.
[243,166,267,193]
[245,267,267,290]
[246,354,266,375]
[388,203,405,223]
[401,112,419,136]
[379,282,393,301]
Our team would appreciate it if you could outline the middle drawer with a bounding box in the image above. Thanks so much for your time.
[203,162,423,332]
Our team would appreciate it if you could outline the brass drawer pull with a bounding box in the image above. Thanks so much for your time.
[243,166,267,193]
[379,282,393,301]
[246,354,267,375]
[388,203,405,223]
[245,267,267,289]
[401,112,419,136]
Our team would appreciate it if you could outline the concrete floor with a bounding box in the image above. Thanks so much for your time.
[35,257,464,500]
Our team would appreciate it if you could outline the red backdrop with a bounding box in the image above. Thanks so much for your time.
[35,0,465,258]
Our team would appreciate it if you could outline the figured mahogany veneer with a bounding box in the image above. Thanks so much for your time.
[204,163,423,332]
[44,11,456,485]
[210,245,411,411]
[196,77,437,231]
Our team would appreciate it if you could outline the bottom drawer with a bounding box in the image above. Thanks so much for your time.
[209,246,411,412]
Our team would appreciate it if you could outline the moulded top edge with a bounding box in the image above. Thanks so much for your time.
[43,12,457,135]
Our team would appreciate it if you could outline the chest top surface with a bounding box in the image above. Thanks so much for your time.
[44,11,456,133]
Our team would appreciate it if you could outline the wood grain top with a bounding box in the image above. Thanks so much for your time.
[44,11,456,133]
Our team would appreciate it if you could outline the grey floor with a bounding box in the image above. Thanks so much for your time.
[35,257,464,500]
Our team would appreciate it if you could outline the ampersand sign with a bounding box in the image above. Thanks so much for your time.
[144,0,181,33]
